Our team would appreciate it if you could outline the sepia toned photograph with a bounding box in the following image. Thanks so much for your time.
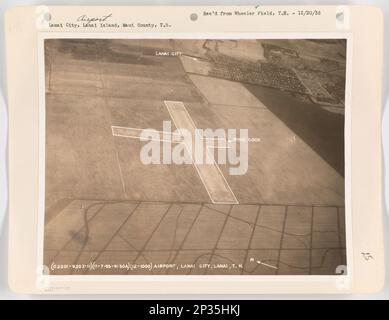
[42,38,347,276]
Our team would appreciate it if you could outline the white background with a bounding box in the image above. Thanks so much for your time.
[0,0,388,300]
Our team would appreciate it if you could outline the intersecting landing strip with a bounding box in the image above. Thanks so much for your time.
[164,100,238,205]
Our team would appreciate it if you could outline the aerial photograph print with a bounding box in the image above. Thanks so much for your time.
[42,38,347,276]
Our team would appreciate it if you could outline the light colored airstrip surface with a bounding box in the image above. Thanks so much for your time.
[112,122,236,205]
[111,126,181,143]
[164,100,238,204]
